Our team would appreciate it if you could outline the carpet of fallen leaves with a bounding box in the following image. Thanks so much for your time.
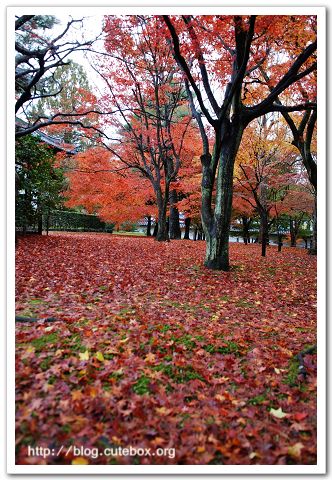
[15,233,317,465]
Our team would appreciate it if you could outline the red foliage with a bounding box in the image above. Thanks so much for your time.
[15,234,316,465]
[163,15,316,106]
[65,147,155,224]
[233,119,314,220]
[176,155,202,220]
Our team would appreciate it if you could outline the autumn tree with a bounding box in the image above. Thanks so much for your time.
[257,64,317,253]
[163,14,317,269]
[176,155,203,239]
[65,147,155,227]
[234,117,301,256]
[89,15,200,241]
[15,15,102,138]
[284,109,317,252]
[273,176,314,248]
[231,195,257,245]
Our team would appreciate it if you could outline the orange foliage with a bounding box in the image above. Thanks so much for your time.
[66,147,155,224]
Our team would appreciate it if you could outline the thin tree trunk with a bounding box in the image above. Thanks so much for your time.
[152,222,158,237]
[37,217,43,235]
[289,217,297,247]
[309,196,317,255]
[241,216,251,245]
[146,215,152,237]
[46,212,50,236]
[183,217,191,239]
[258,223,263,243]
[169,189,181,239]
[23,189,31,234]
[260,212,269,257]
[258,220,269,244]
[37,209,43,235]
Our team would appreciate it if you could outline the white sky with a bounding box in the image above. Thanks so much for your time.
[51,14,105,93]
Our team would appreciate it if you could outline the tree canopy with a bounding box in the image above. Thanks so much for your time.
[14,13,318,261]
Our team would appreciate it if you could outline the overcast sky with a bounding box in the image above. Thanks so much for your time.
[52,14,105,93]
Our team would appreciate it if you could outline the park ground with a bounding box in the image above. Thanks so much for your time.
[15,233,317,465]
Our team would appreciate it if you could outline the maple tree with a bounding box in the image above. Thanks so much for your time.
[65,147,156,226]
[231,196,257,245]
[258,66,317,191]
[176,155,203,239]
[286,108,317,254]
[273,181,314,249]
[234,116,305,256]
[257,70,317,253]
[163,14,317,270]
[79,15,202,241]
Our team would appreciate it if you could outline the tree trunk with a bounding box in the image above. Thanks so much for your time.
[277,233,283,252]
[146,215,152,237]
[241,216,251,245]
[202,129,243,270]
[37,202,43,235]
[37,214,43,235]
[309,195,317,255]
[152,222,158,237]
[169,189,181,239]
[193,227,198,241]
[183,217,191,239]
[23,189,32,234]
[155,189,169,241]
[156,214,168,241]
[260,212,269,257]
[46,212,50,236]
[289,217,297,247]
[205,228,229,269]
